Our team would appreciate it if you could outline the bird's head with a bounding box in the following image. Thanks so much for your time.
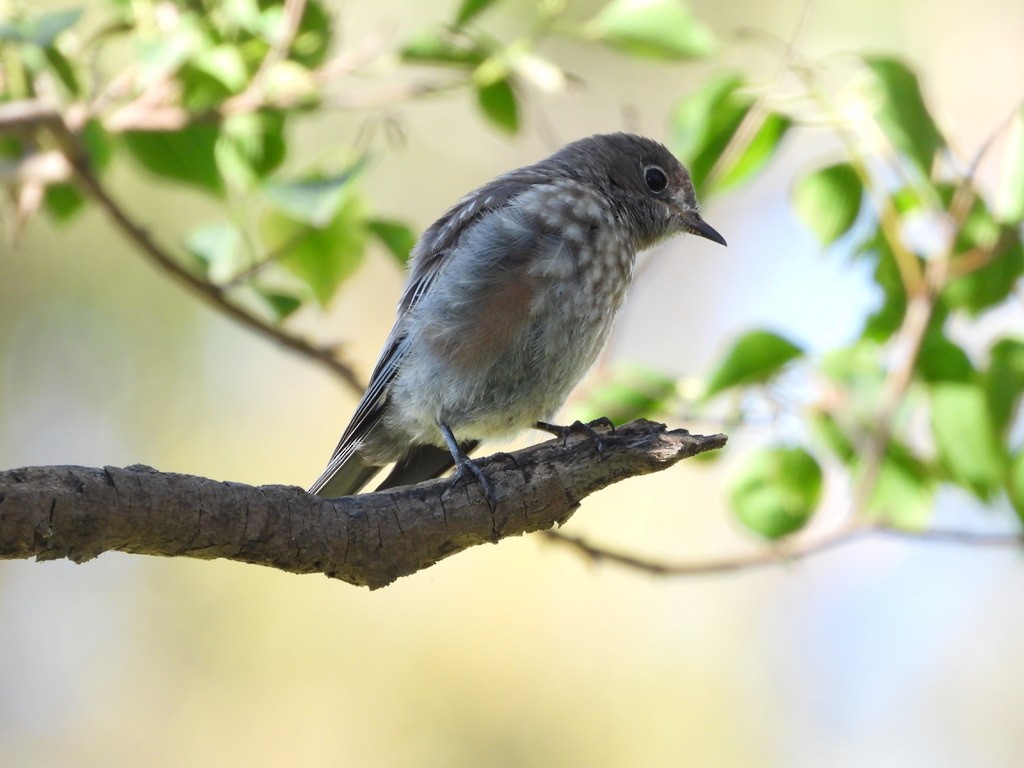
[551,132,727,250]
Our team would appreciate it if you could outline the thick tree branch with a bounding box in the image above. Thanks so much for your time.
[0,421,726,589]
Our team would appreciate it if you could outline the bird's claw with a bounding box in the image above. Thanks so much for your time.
[447,455,497,511]
[535,418,615,453]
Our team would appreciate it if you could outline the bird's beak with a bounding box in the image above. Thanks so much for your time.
[678,211,727,246]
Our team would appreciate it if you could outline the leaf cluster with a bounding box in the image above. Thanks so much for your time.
[582,59,1024,538]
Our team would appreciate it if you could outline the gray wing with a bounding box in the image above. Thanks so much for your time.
[309,167,549,496]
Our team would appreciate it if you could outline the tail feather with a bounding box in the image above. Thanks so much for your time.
[374,440,479,492]
[310,430,482,498]
[309,453,381,499]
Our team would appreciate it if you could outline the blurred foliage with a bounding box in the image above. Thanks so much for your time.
[1,0,1022,548]
[591,48,1024,539]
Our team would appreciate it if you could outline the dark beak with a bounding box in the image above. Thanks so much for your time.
[680,212,727,246]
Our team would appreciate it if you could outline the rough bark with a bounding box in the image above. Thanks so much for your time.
[0,420,725,588]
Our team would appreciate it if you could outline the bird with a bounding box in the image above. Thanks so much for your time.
[309,132,726,503]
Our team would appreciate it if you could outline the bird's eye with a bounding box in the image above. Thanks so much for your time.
[644,165,668,193]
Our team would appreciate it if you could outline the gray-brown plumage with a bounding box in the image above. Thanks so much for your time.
[310,133,725,501]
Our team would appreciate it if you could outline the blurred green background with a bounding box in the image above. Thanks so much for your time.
[3,0,1024,766]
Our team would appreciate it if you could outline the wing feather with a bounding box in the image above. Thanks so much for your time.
[311,167,548,494]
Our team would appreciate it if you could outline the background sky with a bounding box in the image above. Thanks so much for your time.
[2,0,1024,765]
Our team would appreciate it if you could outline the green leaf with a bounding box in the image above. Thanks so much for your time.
[190,44,249,92]
[43,184,86,222]
[262,194,368,306]
[670,74,745,192]
[930,382,1006,500]
[136,14,204,83]
[820,341,886,423]
[915,332,976,383]
[866,442,934,529]
[401,30,487,67]
[290,0,331,69]
[589,0,717,60]
[42,120,110,223]
[996,106,1024,224]
[222,0,263,33]
[180,64,234,111]
[0,7,83,46]
[944,225,1024,315]
[454,0,500,26]
[702,329,804,399]
[217,111,287,188]
[1008,450,1024,525]
[856,230,910,341]
[261,60,318,105]
[263,165,363,226]
[714,112,791,193]
[792,163,863,246]
[659,74,791,194]
[810,410,856,464]
[476,78,519,133]
[573,363,677,425]
[367,218,417,266]
[864,57,945,176]
[184,221,240,277]
[252,0,331,69]
[0,136,23,160]
[43,46,80,96]
[985,338,1024,437]
[730,446,822,539]
[80,119,113,171]
[257,288,304,321]
[123,124,224,196]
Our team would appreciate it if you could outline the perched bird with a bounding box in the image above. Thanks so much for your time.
[310,132,725,502]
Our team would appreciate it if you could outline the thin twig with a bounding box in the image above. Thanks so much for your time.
[545,520,1023,578]
[221,0,308,115]
[220,228,309,290]
[254,0,309,87]
[705,0,817,190]
[795,61,926,298]
[964,96,1024,180]
[873,523,1024,548]
[544,521,862,576]
[848,129,987,514]
[4,100,365,393]
[72,161,365,392]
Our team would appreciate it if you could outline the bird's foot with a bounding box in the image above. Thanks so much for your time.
[534,417,616,453]
[437,419,497,511]
[447,454,497,511]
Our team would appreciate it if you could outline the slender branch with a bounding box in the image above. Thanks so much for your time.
[0,100,365,393]
[0,421,727,589]
[544,520,1023,578]
[873,523,1024,548]
[705,0,816,190]
[253,0,309,88]
[72,158,365,392]
[104,25,442,127]
[792,59,926,297]
[544,521,861,576]
[848,128,985,514]
[220,228,308,290]
[963,96,1024,179]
